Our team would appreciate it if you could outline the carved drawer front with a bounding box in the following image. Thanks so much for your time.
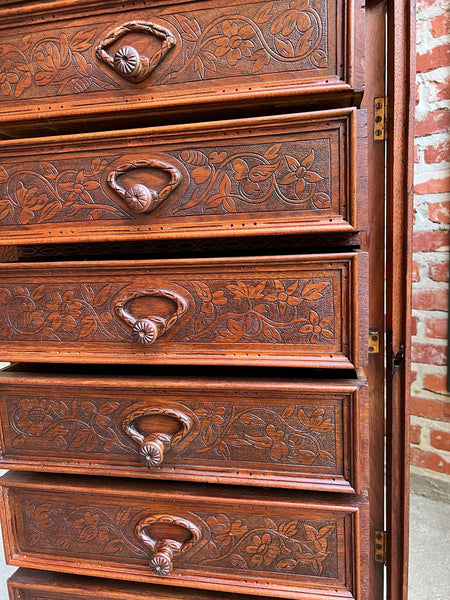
[7,569,263,600]
[0,371,368,493]
[0,109,366,245]
[0,0,364,135]
[0,253,367,368]
[1,473,369,600]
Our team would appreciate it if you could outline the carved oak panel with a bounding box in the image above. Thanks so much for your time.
[0,254,366,368]
[0,473,368,599]
[0,372,367,492]
[0,0,364,133]
[0,109,364,244]
[7,568,261,600]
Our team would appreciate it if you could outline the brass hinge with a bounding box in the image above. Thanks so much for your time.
[368,330,380,354]
[375,530,388,565]
[374,97,388,140]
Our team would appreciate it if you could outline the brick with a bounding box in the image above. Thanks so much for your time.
[410,425,422,445]
[417,0,448,9]
[412,261,420,282]
[415,110,450,137]
[413,230,450,252]
[414,144,419,163]
[430,429,450,452]
[414,177,450,195]
[412,289,448,311]
[411,396,450,420]
[411,316,419,336]
[424,140,450,165]
[411,342,447,365]
[411,447,449,474]
[430,12,449,38]
[436,80,450,101]
[428,200,450,224]
[425,317,448,339]
[429,262,449,282]
[411,370,418,385]
[417,44,450,74]
[423,373,450,395]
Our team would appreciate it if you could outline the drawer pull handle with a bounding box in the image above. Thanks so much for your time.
[96,21,176,84]
[122,407,193,467]
[136,514,202,576]
[114,288,188,345]
[108,159,182,214]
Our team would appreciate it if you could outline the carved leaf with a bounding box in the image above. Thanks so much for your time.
[281,405,295,419]
[78,525,97,543]
[264,143,282,160]
[180,150,208,166]
[79,315,97,339]
[254,2,273,24]
[207,514,230,533]
[103,538,124,554]
[70,29,95,53]
[277,558,297,570]
[98,401,119,415]
[175,14,201,42]
[274,37,295,58]
[116,507,133,527]
[240,413,265,425]
[208,541,220,558]
[93,283,112,306]
[231,553,248,569]
[0,198,11,220]
[15,72,32,98]
[301,280,329,300]
[56,536,71,550]
[11,435,26,448]
[28,532,41,547]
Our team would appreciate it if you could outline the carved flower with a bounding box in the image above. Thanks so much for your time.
[246,533,279,565]
[17,297,45,329]
[298,310,333,344]
[298,409,334,433]
[207,515,248,546]
[46,290,82,331]
[58,171,100,204]
[265,424,289,460]
[264,280,302,315]
[16,398,52,435]
[231,158,279,196]
[0,60,19,95]
[15,182,48,224]
[195,402,226,428]
[191,281,227,319]
[270,0,312,35]
[215,21,255,66]
[280,151,324,200]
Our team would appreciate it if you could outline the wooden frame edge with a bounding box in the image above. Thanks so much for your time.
[386,1,415,598]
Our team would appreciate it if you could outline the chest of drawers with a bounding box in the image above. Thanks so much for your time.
[0,1,415,599]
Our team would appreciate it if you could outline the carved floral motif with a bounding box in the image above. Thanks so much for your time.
[6,394,338,470]
[202,513,337,576]
[178,277,335,345]
[0,282,130,342]
[0,28,118,99]
[164,0,328,81]
[173,144,331,215]
[0,157,128,225]
[20,498,338,577]
[0,1,329,101]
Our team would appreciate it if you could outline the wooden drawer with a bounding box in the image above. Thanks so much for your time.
[0,0,364,135]
[0,370,368,493]
[0,109,366,245]
[0,253,367,368]
[1,473,369,599]
[7,568,261,600]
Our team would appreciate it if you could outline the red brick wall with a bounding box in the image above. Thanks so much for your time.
[411,1,449,488]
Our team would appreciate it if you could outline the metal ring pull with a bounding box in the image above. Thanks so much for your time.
[108,159,181,214]
[114,288,188,345]
[122,407,193,467]
[96,21,176,84]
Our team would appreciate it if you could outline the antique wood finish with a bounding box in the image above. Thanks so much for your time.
[0,254,367,368]
[0,0,364,136]
[0,371,368,493]
[385,0,415,597]
[0,472,369,600]
[0,109,365,245]
[7,568,264,600]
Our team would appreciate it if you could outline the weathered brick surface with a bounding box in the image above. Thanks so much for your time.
[412,2,449,484]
